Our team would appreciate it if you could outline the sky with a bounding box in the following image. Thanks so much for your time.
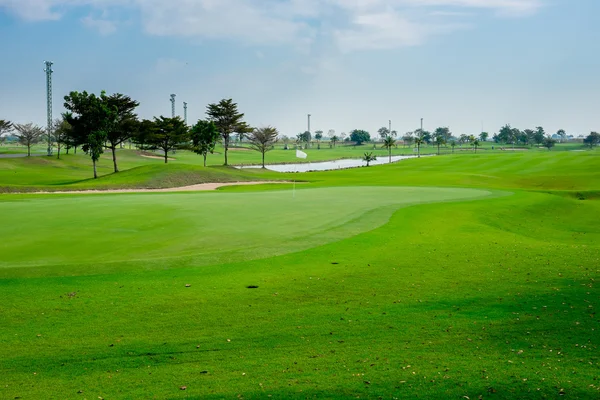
[0,0,599,138]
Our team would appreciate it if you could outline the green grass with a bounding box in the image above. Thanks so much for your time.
[0,150,598,399]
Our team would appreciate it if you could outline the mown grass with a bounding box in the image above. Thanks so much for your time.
[0,150,598,399]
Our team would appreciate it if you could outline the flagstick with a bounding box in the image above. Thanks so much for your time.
[293,164,296,198]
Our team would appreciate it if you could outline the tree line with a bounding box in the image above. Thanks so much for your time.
[0,93,280,177]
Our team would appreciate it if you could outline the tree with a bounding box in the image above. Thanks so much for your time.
[64,90,118,178]
[583,132,599,148]
[350,129,370,145]
[471,137,480,153]
[362,152,376,167]
[0,120,12,142]
[52,118,72,159]
[103,93,140,173]
[248,126,279,168]
[523,129,535,146]
[330,135,339,148]
[381,135,396,163]
[496,125,512,144]
[147,117,190,163]
[459,133,470,145]
[206,99,248,166]
[190,120,220,166]
[534,126,545,146]
[314,130,323,149]
[414,137,424,158]
[13,123,44,156]
[450,140,456,153]
[556,129,567,143]
[378,127,390,141]
[296,131,311,148]
[479,132,489,142]
[433,130,447,155]
[434,127,451,143]
[543,136,556,150]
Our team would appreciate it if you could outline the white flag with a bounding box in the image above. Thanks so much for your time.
[296,150,307,159]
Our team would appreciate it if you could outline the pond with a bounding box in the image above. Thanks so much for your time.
[236,155,426,173]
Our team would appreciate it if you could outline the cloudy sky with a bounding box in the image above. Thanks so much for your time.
[0,0,598,137]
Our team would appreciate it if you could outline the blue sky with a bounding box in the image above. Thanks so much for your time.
[0,0,598,138]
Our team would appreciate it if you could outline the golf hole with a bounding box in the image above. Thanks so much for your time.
[246,285,259,289]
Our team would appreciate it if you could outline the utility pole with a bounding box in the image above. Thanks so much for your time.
[307,114,311,134]
[389,120,392,137]
[44,61,53,156]
[170,94,176,118]
[420,118,423,138]
[183,102,188,125]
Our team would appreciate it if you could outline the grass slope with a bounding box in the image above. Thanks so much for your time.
[0,151,598,399]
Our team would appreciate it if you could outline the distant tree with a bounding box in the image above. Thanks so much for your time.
[459,133,470,145]
[280,135,290,150]
[103,93,140,173]
[450,140,456,153]
[0,120,12,142]
[497,125,513,144]
[190,120,220,166]
[414,137,424,158]
[147,116,190,163]
[327,129,335,139]
[378,127,390,141]
[433,131,446,155]
[381,135,396,163]
[434,127,451,143]
[248,126,279,168]
[534,126,545,146]
[523,129,535,146]
[13,123,44,156]
[63,90,117,178]
[350,129,370,145]
[314,130,323,149]
[52,118,72,159]
[556,129,567,143]
[330,135,339,148]
[479,132,489,142]
[391,130,398,137]
[583,132,600,148]
[296,131,311,148]
[206,99,248,165]
[543,136,556,150]
[340,132,347,142]
[471,138,480,153]
[362,152,377,167]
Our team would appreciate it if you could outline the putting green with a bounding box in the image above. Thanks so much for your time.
[0,186,494,276]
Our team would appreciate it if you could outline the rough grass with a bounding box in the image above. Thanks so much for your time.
[0,150,598,399]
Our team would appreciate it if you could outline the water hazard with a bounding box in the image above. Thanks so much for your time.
[236,155,426,173]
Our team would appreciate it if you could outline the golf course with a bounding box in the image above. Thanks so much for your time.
[0,146,598,399]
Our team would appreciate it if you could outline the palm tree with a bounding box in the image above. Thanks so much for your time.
[471,138,480,153]
[381,136,396,163]
[330,135,339,148]
[363,152,377,167]
[414,137,424,158]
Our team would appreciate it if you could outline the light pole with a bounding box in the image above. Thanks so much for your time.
[183,102,188,125]
[307,114,311,134]
[170,94,176,118]
[420,118,423,137]
[389,120,392,137]
[44,61,54,156]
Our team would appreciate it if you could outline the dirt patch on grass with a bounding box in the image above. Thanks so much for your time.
[140,155,176,161]
[29,181,291,194]
[228,147,253,151]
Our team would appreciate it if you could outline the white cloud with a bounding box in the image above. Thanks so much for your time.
[0,0,544,50]
[81,15,116,35]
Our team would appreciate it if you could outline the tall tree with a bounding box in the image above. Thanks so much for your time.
[479,132,489,142]
[497,125,513,144]
[350,129,370,145]
[381,135,396,163]
[433,134,446,155]
[556,129,567,143]
[330,135,339,148]
[103,93,140,173]
[248,126,279,168]
[362,152,376,167]
[583,132,599,148]
[434,127,451,143]
[0,120,12,141]
[403,132,414,148]
[534,126,545,146]
[64,91,117,178]
[524,129,535,146]
[190,120,220,166]
[52,118,72,159]
[206,99,248,166]
[543,136,556,150]
[314,130,323,149]
[471,137,480,153]
[414,137,424,158]
[13,123,44,156]
[147,116,190,164]
[378,127,390,141]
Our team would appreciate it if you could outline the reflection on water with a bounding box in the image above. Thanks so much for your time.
[236,155,428,172]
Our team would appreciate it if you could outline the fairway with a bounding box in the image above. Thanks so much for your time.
[0,186,491,276]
